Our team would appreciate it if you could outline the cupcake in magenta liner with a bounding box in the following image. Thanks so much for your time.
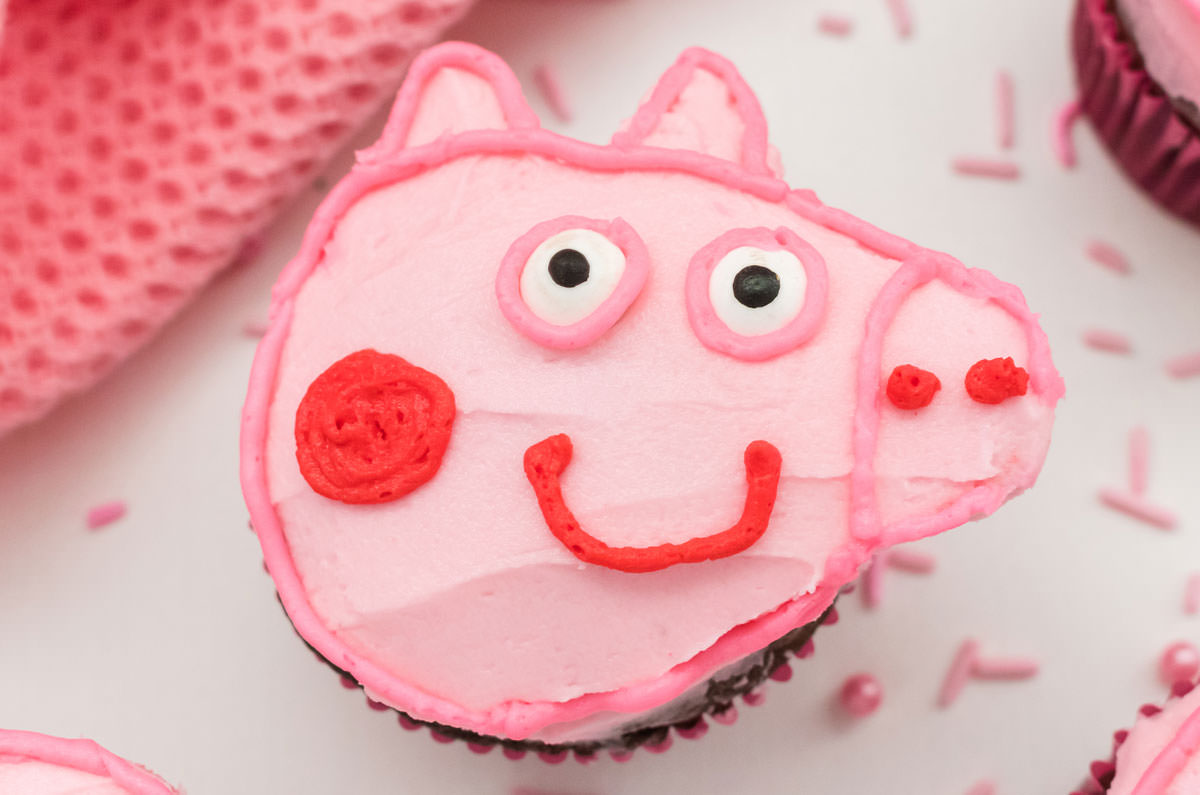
[0,730,176,794]
[1072,0,1200,227]
[240,42,1063,756]
[1073,677,1200,794]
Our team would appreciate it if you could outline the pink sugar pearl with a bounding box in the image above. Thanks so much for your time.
[839,673,884,717]
[1159,641,1200,685]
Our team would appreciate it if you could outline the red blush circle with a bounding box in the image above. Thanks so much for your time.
[295,349,455,504]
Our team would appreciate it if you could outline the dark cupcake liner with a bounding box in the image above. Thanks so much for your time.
[1069,678,1197,794]
[301,600,838,761]
[1072,0,1200,228]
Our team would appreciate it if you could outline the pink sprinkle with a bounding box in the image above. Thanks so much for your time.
[1085,240,1131,275]
[86,500,127,529]
[885,0,912,38]
[430,730,456,744]
[1129,426,1150,496]
[1083,328,1133,355]
[839,673,884,717]
[996,71,1015,150]
[1159,641,1200,685]
[863,549,936,608]
[536,750,567,763]
[951,157,1021,180]
[965,780,997,795]
[887,549,937,574]
[817,13,854,36]
[608,750,633,762]
[1053,99,1082,168]
[1166,351,1200,379]
[397,714,421,731]
[862,554,885,609]
[467,742,493,754]
[769,662,793,682]
[938,639,980,708]
[533,64,572,124]
[1098,488,1178,530]
[502,748,527,760]
[1185,573,1200,615]
[971,657,1040,680]
[242,318,269,338]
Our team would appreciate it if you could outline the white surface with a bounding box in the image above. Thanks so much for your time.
[1,0,1198,792]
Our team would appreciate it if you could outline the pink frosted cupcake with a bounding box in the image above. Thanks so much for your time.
[241,42,1062,756]
[1072,0,1200,227]
[1074,678,1200,794]
[0,731,176,794]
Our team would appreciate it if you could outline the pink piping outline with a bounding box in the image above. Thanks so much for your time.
[0,730,176,794]
[685,227,829,361]
[611,47,774,177]
[1132,702,1200,794]
[241,42,1062,740]
[495,216,649,350]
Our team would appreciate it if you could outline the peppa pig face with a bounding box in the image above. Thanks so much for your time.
[0,731,176,795]
[241,43,1062,744]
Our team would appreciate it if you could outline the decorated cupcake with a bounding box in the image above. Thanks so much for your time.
[0,731,176,794]
[240,42,1062,756]
[1072,0,1200,227]
[1074,678,1200,794]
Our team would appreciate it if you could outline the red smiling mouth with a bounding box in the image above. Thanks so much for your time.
[523,435,782,574]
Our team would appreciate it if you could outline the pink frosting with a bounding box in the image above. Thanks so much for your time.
[240,43,1062,743]
[1110,685,1200,794]
[1117,0,1200,106]
[0,731,175,795]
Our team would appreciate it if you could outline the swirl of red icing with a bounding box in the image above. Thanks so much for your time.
[295,349,456,504]
[964,357,1029,404]
[885,364,941,409]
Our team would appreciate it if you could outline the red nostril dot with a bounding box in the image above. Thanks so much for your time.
[964,357,1029,404]
[295,349,456,504]
[885,364,941,410]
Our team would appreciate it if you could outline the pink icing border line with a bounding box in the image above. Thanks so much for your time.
[611,47,773,177]
[1132,702,1200,794]
[241,42,1063,740]
[684,226,829,361]
[0,730,175,794]
[495,215,649,349]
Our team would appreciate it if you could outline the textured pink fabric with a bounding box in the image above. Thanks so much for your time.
[0,0,474,435]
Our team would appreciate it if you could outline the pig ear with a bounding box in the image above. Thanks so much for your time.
[611,48,781,177]
[359,42,539,164]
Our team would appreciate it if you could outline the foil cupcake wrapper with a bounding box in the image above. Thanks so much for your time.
[1072,0,1200,228]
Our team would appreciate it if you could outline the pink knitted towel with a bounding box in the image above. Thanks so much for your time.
[0,0,474,436]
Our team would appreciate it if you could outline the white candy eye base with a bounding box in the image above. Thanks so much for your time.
[497,216,650,350]
[686,227,829,361]
[520,229,627,327]
[709,247,806,337]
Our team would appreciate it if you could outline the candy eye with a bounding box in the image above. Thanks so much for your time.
[497,216,649,349]
[686,227,829,361]
[710,248,806,336]
[520,229,626,326]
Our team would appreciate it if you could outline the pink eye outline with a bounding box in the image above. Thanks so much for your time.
[496,215,650,350]
[685,226,829,361]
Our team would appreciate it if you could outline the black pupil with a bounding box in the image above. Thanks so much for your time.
[732,265,781,308]
[548,249,590,288]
